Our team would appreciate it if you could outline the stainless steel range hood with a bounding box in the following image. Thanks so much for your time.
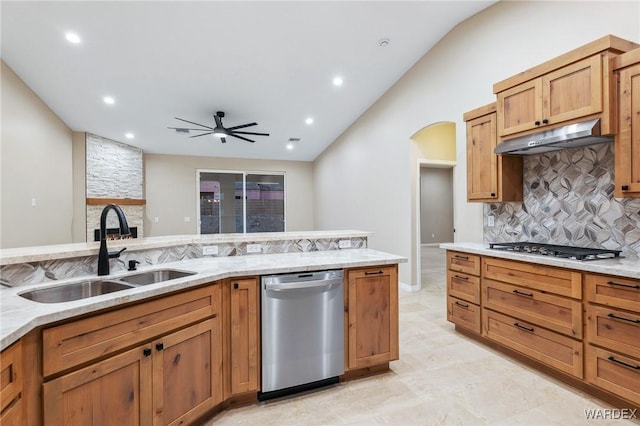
[494,119,614,155]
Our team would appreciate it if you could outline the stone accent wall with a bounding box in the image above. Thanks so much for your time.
[484,143,640,259]
[85,133,144,241]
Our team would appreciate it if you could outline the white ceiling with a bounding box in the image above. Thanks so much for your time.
[1,1,494,161]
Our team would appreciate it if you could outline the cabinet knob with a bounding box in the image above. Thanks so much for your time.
[143,348,152,357]
[534,121,541,126]
[156,343,164,351]
[233,283,239,289]
[542,119,549,124]
[490,193,496,197]
[621,185,629,191]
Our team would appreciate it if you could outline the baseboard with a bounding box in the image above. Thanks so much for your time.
[399,281,420,292]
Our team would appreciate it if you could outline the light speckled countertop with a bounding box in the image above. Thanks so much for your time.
[440,242,640,279]
[0,248,405,351]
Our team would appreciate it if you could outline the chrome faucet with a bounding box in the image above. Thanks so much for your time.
[98,204,131,276]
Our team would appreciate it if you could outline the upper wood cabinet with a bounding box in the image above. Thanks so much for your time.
[346,265,399,370]
[464,103,523,203]
[494,35,638,140]
[613,48,640,198]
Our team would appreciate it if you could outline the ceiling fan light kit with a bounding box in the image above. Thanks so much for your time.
[168,111,269,144]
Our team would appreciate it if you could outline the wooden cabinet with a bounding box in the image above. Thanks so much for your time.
[346,265,399,369]
[42,284,223,426]
[585,273,640,406]
[613,49,640,198]
[223,277,260,397]
[464,103,523,202]
[497,56,603,137]
[0,340,24,426]
[446,251,482,334]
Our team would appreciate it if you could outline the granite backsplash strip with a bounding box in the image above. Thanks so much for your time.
[484,143,640,259]
[0,237,367,287]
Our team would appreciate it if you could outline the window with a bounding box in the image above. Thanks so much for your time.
[197,170,285,234]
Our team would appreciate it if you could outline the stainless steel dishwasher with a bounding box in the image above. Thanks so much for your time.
[260,269,344,400]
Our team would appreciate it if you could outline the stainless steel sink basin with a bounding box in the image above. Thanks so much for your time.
[118,269,196,286]
[19,280,134,304]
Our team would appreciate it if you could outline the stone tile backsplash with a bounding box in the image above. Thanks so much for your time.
[484,143,640,259]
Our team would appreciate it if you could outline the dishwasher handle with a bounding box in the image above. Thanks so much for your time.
[265,279,342,291]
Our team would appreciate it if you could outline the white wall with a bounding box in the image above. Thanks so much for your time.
[144,154,314,236]
[313,1,640,285]
[1,61,74,248]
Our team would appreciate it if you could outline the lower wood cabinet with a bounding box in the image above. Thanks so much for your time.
[446,296,481,334]
[224,277,260,397]
[346,265,399,370]
[585,345,640,406]
[0,340,24,426]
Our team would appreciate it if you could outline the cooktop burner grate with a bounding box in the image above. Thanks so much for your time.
[489,242,622,261]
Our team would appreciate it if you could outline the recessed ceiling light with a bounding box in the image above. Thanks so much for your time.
[125,132,134,139]
[332,76,344,87]
[65,32,81,44]
[286,143,294,150]
[103,96,115,105]
[305,117,314,125]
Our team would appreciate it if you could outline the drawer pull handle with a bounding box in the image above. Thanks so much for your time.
[454,255,469,261]
[607,356,640,371]
[607,281,640,290]
[143,348,152,357]
[513,289,533,297]
[607,313,640,324]
[365,271,383,276]
[454,301,469,308]
[513,322,534,333]
[454,275,469,281]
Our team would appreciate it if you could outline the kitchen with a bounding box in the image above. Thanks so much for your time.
[2,1,640,425]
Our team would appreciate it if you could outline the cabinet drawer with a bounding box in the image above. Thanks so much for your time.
[586,305,640,359]
[482,257,582,299]
[585,345,640,406]
[585,274,640,312]
[43,284,220,376]
[483,309,583,378]
[483,279,582,338]
[447,270,480,304]
[447,251,480,276]
[447,296,481,334]
[0,340,22,416]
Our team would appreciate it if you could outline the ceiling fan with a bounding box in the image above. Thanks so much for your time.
[168,111,269,143]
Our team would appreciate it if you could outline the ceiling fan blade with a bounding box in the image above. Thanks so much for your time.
[214,114,223,128]
[228,133,256,143]
[174,117,214,130]
[226,122,257,131]
[168,126,213,131]
[231,131,270,136]
[220,137,227,144]
[189,132,214,138]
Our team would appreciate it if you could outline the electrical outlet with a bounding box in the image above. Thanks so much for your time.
[338,240,351,249]
[184,216,191,222]
[154,217,159,223]
[202,245,218,255]
[488,215,495,227]
[246,244,261,253]
[431,233,435,239]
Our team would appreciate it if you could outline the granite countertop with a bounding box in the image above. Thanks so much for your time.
[0,230,373,266]
[0,248,405,351]
[440,242,640,279]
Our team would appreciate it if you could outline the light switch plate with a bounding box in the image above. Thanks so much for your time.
[246,244,261,253]
[338,240,351,249]
[202,245,218,255]
[488,215,495,227]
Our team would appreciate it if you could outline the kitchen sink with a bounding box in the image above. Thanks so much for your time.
[118,269,196,286]
[19,280,135,304]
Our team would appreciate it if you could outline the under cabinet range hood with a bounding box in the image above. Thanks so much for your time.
[494,119,614,155]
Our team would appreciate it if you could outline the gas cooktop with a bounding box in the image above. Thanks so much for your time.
[488,242,622,261]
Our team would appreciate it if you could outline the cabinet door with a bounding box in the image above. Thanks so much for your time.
[152,318,222,426]
[347,266,398,369]
[497,79,542,136]
[0,340,23,426]
[467,112,498,201]
[229,278,260,395]
[543,55,602,126]
[43,346,152,426]
[616,62,640,197]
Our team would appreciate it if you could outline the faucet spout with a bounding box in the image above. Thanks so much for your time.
[98,204,131,276]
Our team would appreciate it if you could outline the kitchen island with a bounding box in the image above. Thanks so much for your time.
[0,240,405,425]
[442,242,640,411]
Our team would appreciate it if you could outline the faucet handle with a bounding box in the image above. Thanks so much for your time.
[128,260,141,271]
[108,247,127,259]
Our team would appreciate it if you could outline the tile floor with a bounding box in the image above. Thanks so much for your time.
[204,246,637,425]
